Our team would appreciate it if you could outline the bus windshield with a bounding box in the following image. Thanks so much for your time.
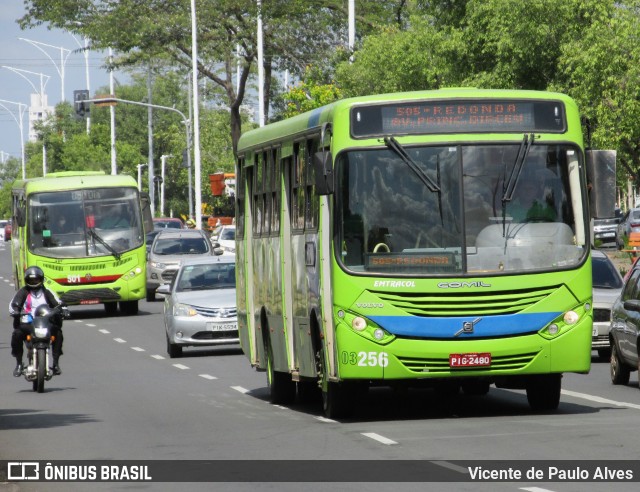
[336,143,584,275]
[27,187,144,259]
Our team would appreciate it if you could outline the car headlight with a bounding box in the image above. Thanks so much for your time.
[150,261,167,269]
[174,303,198,317]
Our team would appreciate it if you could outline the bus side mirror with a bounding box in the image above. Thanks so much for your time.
[139,192,154,233]
[586,149,616,219]
[313,150,334,195]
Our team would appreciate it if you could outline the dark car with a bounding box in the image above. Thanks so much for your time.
[153,217,184,229]
[609,266,640,385]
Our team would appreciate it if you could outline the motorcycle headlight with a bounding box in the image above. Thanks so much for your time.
[34,327,49,338]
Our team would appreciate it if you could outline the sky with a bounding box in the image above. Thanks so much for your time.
[0,1,115,161]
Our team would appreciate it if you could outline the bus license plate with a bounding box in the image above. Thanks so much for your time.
[449,353,491,367]
[207,322,237,332]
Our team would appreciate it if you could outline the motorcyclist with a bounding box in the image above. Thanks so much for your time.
[9,266,65,377]
[185,218,196,229]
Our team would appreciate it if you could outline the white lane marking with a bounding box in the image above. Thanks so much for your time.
[172,364,189,370]
[520,488,557,492]
[114,338,126,343]
[562,389,640,410]
[131,347,145,352]
[361,432,398,445]
[199,374,218,380]
[151,354,165,360]
[74,320,83,323]
[231,386,250,394]
[99,329,110,334]
[315,416,337,423]
[430,460,468,474]
[86,323,96,327]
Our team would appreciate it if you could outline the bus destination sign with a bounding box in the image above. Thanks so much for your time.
[351,99,566,137]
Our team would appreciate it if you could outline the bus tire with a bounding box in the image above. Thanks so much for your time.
[119,300,139,315]
[266,340,295,405]
[610,343,630,385]
[526,374,561,411]
[104,302,118,316]
[146,289,156,302]
[461,380,490,396]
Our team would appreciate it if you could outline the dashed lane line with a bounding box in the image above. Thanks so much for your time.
[361,432,398,445]
[113,338,126,343]
[131,347,145,352]
[151,354,165,360]
[172,364,189,370]
[231,386,250,394]
[199,374,218,380]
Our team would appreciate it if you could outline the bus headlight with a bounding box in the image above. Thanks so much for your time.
[563,310,579,325]
[352,317,367,331]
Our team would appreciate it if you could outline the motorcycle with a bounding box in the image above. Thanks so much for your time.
[15,304,69,393]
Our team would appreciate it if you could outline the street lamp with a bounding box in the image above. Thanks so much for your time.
[160,154,173,217]
[0,99,27,179]
[137,163,148,191]
[19,37,72,101]
[2,66,52,175]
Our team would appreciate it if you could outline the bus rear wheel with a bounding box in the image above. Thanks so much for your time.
[526,374,561,411]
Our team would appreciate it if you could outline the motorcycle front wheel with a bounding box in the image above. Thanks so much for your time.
[34,347,46,393]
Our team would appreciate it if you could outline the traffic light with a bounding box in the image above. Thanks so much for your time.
[73,90,90,118]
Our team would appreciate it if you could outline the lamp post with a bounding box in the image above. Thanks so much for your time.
[190,0,203,229]
[2,66,51,175]
[0,99,27,179]
[137,163,148,192]
[19,38,72,101]
[160,154,173,217]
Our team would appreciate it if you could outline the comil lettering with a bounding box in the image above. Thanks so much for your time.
[438,281,491,288]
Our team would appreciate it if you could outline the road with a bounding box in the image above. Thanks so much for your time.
[1,243,640,491]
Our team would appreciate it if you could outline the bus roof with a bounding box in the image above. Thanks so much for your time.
[237,88,578,153]
[12,172,138,194]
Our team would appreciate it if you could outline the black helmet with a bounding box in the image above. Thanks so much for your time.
[34,304,53,318]
[24,266,44,289]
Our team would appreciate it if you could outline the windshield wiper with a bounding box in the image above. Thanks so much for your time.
[500,133,535,235]
[502,133,535,203]
[383,137,440,192]
[88,228,121,260]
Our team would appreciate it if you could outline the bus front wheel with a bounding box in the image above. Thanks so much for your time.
[266,340,295,405]
[526,374,561,411]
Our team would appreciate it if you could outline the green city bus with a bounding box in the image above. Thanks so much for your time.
[11,171,153,315]
[235,89,615,417]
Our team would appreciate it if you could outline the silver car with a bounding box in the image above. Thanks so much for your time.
[157,255,237,358]
[591,249,623,360]
[146,228,214,301]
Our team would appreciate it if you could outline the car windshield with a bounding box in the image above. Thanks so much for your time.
[153,236,210,255]
[592,256,623,289]
[155,220,182,229]
[176,263,235,291]
[220,228,235,241]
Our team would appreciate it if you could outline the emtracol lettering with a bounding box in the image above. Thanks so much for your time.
[373,280,416,288]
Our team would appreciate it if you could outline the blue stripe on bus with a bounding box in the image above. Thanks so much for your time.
[368,312,562,338]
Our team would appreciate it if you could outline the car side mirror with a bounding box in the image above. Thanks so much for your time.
[213,246,224,256]
[156,285,170,296]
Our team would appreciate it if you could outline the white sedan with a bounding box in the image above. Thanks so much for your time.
[156,255,237,358]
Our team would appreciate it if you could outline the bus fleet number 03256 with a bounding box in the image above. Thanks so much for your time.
[341,351,389,367]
